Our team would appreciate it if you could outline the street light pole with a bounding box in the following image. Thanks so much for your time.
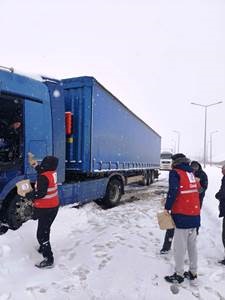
[190,101,222,168]
[210,130,218,166]
[173,130,180,153]
[204,106,207,167]
[170,139,176,154]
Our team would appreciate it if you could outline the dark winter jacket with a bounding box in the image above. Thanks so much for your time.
[215,175,225,217]
[26,156,58,201]
[165,162,200,229]
[191,161,208,207]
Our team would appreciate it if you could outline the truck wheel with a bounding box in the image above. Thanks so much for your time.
[141,172,148,186]
[103,178,123,208]
[7,195,33,230]
[146,171,151,186]
[149,170,154,184]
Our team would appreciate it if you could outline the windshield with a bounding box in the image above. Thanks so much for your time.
[0,95,23,165]
[160,153,172,159]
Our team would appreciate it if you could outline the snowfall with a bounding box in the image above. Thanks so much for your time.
[0,166,225,300]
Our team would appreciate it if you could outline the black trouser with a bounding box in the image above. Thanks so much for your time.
[161,228,175,251]
[222,217,225,249]
[35,206,59,261]
[199,192,205,209]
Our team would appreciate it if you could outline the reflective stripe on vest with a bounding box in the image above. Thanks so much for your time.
[42,191,58,199]
[47,186,57,192]
[180,189,198,194]
[171,169,200,216]
[34,171,59,208]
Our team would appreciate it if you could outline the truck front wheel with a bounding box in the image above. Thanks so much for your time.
[103,178,123,208]
[7,195,33,230]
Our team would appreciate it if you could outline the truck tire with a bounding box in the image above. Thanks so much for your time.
[7,195,33,230]
[141,172,148,186]
[149,170,154,184]
[146,171,151,186]
[103,178,123,208]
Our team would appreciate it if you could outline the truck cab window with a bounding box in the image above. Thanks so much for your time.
[0,96,23,164]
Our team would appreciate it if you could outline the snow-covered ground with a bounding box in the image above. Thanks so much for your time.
[0,166,224,300]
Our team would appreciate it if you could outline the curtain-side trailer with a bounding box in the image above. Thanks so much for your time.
[0,68,161,232]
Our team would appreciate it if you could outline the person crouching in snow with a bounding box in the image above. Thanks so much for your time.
[164,153,200,284]
[26,155,59,269]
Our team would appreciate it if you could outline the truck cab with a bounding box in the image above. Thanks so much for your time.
[0,68,60,230]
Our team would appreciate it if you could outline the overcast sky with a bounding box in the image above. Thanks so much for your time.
[1,0,225,162]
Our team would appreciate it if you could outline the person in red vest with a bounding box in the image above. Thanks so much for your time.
[164,153,200,284]
[26,155,59,269]
[160,160,206,254]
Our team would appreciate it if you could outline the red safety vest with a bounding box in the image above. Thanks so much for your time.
[171,169,200,216]
[34,171,59,209]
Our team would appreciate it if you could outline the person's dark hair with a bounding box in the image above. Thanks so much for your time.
[190,161,201,170]
[171,153,186,161]
[40,156,58,171]
[171,153,190,166]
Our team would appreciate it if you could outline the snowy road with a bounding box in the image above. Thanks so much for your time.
[0,168,225,300]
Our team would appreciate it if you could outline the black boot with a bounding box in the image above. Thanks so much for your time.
[35,258,54,269]
[160,249,170,254]
[184,271,197,280]
[165,273,184,284]
[218,259,225,265]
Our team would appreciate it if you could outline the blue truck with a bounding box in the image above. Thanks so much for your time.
[0,66,161,231]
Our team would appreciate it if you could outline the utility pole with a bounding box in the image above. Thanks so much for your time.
[210,130,218,166]
[173,130,180,153]
[190,101,222,168]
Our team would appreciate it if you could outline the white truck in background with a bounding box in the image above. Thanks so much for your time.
[160,151,173,170]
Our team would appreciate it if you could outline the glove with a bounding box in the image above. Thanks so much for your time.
[28,152,38,168]
[195,177,200,182]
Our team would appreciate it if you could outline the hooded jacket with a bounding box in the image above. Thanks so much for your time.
[191,161,208,192]
[191,161,208,208]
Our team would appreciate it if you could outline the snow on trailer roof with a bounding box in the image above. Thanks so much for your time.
[0,67,50,102]
[0,65,44,82]
[0,66,61,84]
